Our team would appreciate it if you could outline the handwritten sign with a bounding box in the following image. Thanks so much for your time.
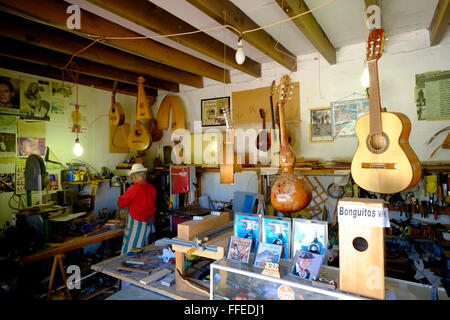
[337,198,390,228]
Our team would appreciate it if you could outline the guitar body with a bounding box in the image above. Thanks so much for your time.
[148,119,163,142]
[351,112,422,193]
[128,120,151,150]
[108,81,125,126]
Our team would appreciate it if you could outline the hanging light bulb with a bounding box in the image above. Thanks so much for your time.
[360,63,370,88]
[235,37,246,65]
[73,138,83,157]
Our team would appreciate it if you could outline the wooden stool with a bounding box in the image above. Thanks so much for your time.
[47,254,72,300]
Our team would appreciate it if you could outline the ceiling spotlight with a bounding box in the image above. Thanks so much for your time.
[235,37,246,65]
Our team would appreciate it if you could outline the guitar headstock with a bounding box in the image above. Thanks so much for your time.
[278,75,291,103]
[367,28,385,62]
[259,108,266,119]
[271,80,277,97]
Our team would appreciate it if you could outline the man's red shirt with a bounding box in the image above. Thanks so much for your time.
[117,180,157,222]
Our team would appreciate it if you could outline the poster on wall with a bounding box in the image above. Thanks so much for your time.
[68,103,88,133]
[20,78,51,120]
[17,137,46,157]
[0,76,20,115]
[50,100,67,123]
[331,98,369,137]
[309,107,333,142]
[0,115,17,158]
[15,158,26,194]
[51,81,73,100]
[415,70,450,121]
[0,173,15,193]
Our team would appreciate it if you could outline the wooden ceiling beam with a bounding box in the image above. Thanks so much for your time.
[429,0,450,46]
[0,36,179,93]
[186,0,297,71]
[0,0,230,83]
[274,0,336,65]
[0,56,156,97]
[86,0,261,78]
[0,12,200,88]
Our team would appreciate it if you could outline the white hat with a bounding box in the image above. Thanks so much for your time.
[129,163,148,176]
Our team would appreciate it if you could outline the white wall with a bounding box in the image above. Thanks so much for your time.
[154,27,450,225]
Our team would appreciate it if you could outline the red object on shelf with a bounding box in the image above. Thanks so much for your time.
[170,166,190,194]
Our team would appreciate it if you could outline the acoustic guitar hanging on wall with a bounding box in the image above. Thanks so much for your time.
[108,81,125,126]
[351,28,422,194]
[128,77,151,151]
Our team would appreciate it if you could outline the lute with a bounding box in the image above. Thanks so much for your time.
[271,75,312,215]
[351,28,421,194]
[128,77,152,150]
[108,81,125,126]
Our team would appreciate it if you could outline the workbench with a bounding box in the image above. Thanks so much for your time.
[21,228,124,300]
[91,244,208,300]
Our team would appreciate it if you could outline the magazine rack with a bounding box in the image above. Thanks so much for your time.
[210,257,449,300]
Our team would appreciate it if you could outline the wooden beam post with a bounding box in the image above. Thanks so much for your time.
[0,56,155,97]
[0,12,201,88]
[86,0,261,78]
[186,0,297,71]
[274,0,336,65]
[429,0,450,46]
[0,36,179,92]
[0,0,230,83]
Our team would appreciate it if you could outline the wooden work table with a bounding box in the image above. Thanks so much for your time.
[91,244,208,300]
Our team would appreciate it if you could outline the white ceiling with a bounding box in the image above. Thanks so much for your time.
[66,0,442,72]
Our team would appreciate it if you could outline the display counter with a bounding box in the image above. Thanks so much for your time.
[210,257,449,300]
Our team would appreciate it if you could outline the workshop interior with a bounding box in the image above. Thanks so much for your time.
[0,0,449,301]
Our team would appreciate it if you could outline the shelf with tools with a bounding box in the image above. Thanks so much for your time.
[387,203,450,216]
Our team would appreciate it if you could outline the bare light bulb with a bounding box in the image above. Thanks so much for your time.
[235,38,245,65]
[361,66,370,88]
[73,138,83,157]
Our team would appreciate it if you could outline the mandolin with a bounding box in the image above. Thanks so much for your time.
[136,76,152,120]
[351,28,422,194]
[128,77,152,150]
[256,108,271,152]
[108,81,125,126]
[271,75,312,215]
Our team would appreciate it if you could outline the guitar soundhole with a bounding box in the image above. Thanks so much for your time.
[135,129,142,137]
[366,133,389,154]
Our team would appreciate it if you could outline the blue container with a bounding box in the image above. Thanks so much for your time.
[66,171,74,182]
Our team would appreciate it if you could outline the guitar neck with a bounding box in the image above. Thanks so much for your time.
[368,60,383,135]
[270,96,276,130]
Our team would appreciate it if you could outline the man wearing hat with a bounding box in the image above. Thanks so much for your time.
[117,163,157,254]
[293,251,314,280]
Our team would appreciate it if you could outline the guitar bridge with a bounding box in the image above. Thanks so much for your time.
[361,163,397,170]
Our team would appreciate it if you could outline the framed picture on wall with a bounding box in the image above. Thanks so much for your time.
[309,107,333,142]
[201,96,230,127]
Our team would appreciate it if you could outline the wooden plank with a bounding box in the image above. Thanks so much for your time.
[0,36,179,92]
[0,0,229,83]
[186,0,296,71]
[429,0,450,46]
[0,56,151,97]
[86,0,261,78]
[274,0,336,65]
[171,231,231,261]
[21,229,124,265]
[176,212,230,241]
[0,12,201,88]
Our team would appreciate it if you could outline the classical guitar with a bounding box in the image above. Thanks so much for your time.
[256,108,271,152]
[128,78,152,150]
[351,28,422,194]
[271,75,312,215]
[108,81,125,126]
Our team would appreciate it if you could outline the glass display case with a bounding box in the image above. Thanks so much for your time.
[210,257,449,300]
